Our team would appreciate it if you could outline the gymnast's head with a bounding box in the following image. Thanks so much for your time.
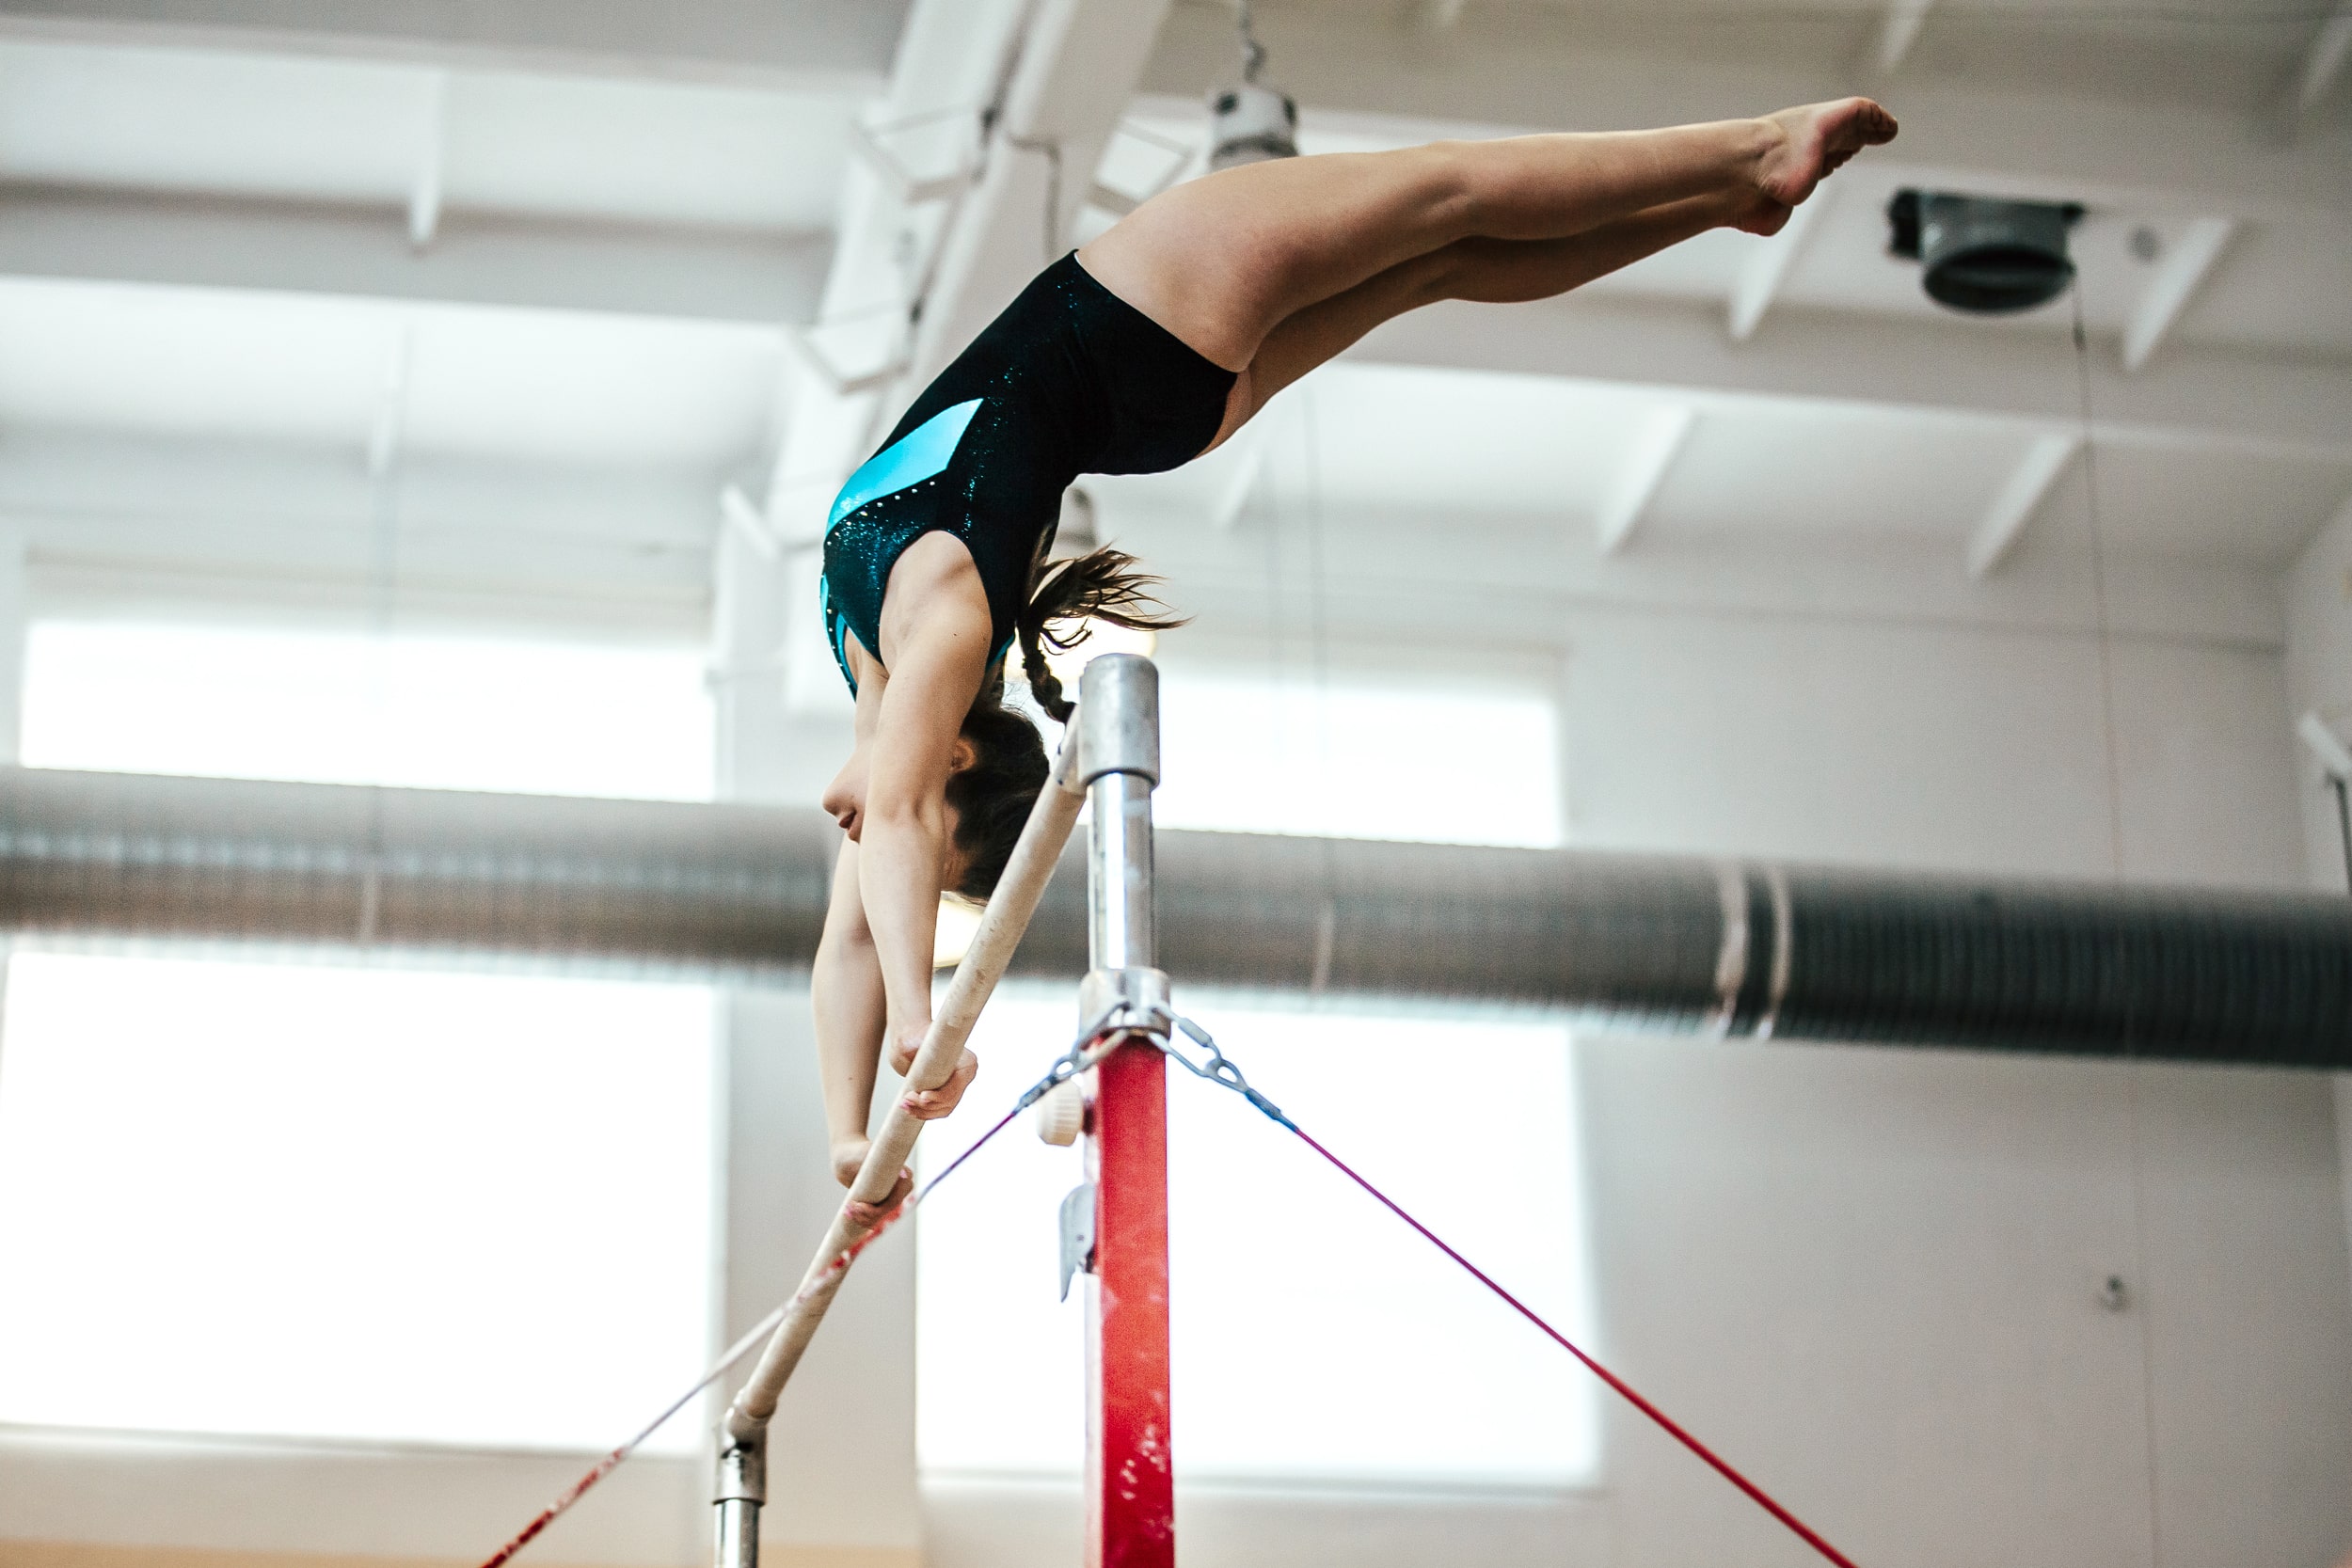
[945,547,1185,898]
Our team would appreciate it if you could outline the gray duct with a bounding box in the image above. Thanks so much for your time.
[0,767,2344,1068]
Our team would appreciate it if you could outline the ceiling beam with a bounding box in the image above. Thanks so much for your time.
[1353,293,2352,463]
[0,184,832,326]
[1966,432,2078,578]
[406,69,448,252]
[2121,216,2234,373]
[896,0,1177,398]
[1595,405,1694,554]
[1726,192,1827,342]
[748,0,1041,719]
[0,0,905,91]
[2291,4,2352,126]
[0,431,715,634]
[1867,0,1934,75]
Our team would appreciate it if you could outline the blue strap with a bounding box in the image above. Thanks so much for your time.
[825,398,983,532]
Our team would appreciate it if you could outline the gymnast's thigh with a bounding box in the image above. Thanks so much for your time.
[1078,143,1476,372]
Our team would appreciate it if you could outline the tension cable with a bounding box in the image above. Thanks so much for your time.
[1157,1010,1867,1568]
[475,1009,1136,1567]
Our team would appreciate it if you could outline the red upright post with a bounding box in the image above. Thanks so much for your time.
[1075,655,1175,1568]
[1088,1038,1174,1568]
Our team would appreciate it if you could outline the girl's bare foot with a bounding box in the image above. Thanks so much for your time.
[1756,98,1898,211]
[1734,191,1795,237]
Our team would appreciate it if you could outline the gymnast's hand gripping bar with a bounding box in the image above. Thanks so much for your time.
[720,715,1089,1449]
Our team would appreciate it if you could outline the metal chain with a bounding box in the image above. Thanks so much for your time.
[1159,1011,1295,1130]
[1013,999,1292,1130]
[1010,1000,1125,1112]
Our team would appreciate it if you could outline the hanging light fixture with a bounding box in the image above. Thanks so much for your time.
[1208,2,1297,171]
[1887,189,2084,314]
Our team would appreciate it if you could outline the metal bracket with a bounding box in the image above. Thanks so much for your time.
[1059,1180,1097,1301]
[783,313,910,398]
[1079,966,1170,1030]
[712,1429,767,1568]
[848,105,982,205]
[714,1430,767,1504]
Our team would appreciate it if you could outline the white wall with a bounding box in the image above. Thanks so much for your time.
[2285,496,2352,1561]
[918,479,2349,1568]
[1556,608,2305,886]
[1549,581,2346,1568]
[1577,1039,2351,1568]
[1546,557,2349,1568]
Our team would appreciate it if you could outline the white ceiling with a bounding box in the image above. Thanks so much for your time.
[0,40,864,230]
[0,277,787,467]
[1118,98,2352,358]
[1094,360,2352,573]
[0,0,2344,631]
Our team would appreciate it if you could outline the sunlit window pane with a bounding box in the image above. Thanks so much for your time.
[916,990,1597,1486]
[21,620,714,801]
[1153,672,1561,847]
[3,619,721,1452]
[0,953,715,1451]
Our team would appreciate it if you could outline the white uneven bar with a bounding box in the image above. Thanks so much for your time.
[723,737,1088,1443]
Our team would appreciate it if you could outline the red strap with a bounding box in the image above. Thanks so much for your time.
[476,1101,1027,1568]
[1284,1124,1863,1568]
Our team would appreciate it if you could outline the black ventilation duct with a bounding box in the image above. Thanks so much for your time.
[1889,190,2084,314]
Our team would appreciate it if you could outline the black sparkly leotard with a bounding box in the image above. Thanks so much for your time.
[820,253,1236,693]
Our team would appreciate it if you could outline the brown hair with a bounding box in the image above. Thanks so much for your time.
[1012,547,1188,723]
[943,547,1186,896]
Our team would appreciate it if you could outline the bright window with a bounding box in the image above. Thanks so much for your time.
[916,992,1596,1487]
[0,955,715,1450]
[0,619,720,1451]
[21,620,714,800]
[1152,670,1561,847]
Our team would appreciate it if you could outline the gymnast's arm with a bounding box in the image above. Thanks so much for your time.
[856,572,993,1114]
[811,835,890,1189]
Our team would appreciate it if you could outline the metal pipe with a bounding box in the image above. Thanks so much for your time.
[1075,654,1175,1568]
[711,1433,764,1568]
[1080,652,1158,971]
[1087,771,1154,973]
[0,766,2345,1065]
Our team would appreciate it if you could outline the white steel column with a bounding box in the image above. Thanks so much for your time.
[707,4,1168,1557]
[0,527,27,766]
[708,485,917,1563]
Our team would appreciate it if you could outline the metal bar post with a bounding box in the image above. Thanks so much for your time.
[1076,655,1174,1568]
[712,1432,764,1568]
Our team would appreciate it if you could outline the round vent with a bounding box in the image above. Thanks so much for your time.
[1888,190,2083,315]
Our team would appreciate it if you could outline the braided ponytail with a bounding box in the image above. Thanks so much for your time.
[1016,547,1188,722]
[943,546,1184,898]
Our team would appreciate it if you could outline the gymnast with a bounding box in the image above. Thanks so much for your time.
[812,98,1898,1212]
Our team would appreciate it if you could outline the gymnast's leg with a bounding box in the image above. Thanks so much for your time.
[1077,98,1895,377]
[1232,189,1751,420]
